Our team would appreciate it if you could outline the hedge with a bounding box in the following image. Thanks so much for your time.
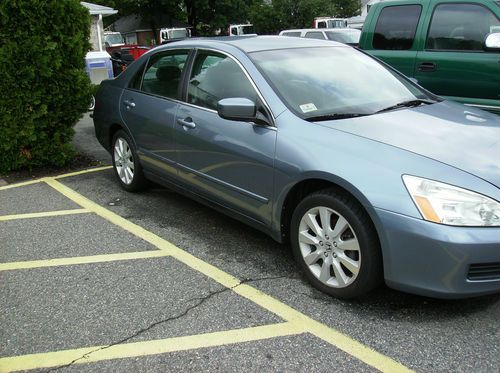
[0,0,92,173]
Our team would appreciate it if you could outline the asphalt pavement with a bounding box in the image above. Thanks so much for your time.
[0,113,498,372]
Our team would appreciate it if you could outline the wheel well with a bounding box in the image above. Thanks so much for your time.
[280,179,377,245]
[108,123,123,150]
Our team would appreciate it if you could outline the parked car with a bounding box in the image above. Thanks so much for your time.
[160,27,190,44]
[229,24,256,36]
[280,28,361,46]
[314,17,348,28]
[359,0,500,114]
[93,36,500,299]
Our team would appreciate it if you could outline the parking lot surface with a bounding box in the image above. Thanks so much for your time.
[0,115,499,372]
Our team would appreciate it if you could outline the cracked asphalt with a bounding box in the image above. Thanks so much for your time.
[0,113,499,372]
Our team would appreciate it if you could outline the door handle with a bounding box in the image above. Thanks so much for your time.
[123,100,136,108]
[177,117,196,129]
[418,62,437,72]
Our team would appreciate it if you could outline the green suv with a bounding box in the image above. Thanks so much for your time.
[359,0,500,114]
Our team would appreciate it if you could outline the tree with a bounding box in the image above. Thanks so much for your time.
[0,0,92,172]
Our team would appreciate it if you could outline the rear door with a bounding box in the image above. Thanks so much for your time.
[174,50,277,225]
[120,49,190,178]
[414,1,500,110]
[364,3,426,76]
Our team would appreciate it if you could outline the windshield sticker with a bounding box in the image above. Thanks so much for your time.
[300,103,317,113]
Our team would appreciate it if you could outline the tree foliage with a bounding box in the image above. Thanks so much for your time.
[101,0,360,36]
[0,0,92,172]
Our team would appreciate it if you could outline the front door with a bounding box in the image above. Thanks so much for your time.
[414,2,500,109]
[174,50,276,225]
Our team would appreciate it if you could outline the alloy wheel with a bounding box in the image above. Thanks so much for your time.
[113,137,135,185]
[298,206,361,288]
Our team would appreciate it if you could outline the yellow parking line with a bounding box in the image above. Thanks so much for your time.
[0,208,90,222]
[0,251,169,271]
[45,178,413,373]
[0,166,111,191]
[53,166,112,179]
[0,322,303,372]
[0,178,44,191]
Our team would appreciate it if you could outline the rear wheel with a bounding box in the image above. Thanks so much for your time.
[111,130,146,192]
[290,189,382,299]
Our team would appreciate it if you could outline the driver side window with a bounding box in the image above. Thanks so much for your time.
[187,52,257,111]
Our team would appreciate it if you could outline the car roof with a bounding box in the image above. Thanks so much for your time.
[281,28,360,33]
[158,35,344,53]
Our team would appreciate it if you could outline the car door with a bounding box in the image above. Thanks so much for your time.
[414,2,500,109]
[366,3,425,76]
[120,49,190,178]
[174,50,276,226]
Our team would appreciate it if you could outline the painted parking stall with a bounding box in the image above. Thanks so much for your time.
[0,167,410,372]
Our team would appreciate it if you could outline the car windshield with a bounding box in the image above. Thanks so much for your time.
[169,29,188,39]
[251,47,432,119]
[241,25,255,34]
[105,34,124,45]
[325,31,360,44]
[328,20,347,28]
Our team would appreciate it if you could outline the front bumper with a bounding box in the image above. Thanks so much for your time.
[375,208,500,299]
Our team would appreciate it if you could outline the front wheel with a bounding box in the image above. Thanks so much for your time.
[111,130,146,192]
[290,189,382,299]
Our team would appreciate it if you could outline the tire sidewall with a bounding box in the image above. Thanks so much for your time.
[290,191,381,299]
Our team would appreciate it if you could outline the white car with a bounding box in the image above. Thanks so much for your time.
[279,28,361,46]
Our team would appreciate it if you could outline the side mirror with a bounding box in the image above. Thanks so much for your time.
[217,98,256,121]
[485,33,500,50]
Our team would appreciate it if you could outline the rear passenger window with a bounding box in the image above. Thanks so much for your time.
[283,32,301,37]
[188,52,256,111]
[305,32,326,39]
[141,51,188,99]
[426,3,500,51]
[373,5,422,50]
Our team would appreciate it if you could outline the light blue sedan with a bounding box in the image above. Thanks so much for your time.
[93,36,500,299]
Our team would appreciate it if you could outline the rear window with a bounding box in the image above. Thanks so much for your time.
[283,32,301,37]
[373,5,422,50]
[305,31,326,40]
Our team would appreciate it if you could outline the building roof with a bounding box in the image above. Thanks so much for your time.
[80,2,117,16]
[109,14,189,34]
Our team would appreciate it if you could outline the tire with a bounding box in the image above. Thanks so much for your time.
[89,95,95,111]
[111,130,147,192]
[290,189,382,299]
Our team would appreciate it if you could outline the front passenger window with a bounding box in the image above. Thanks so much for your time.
[187,52,257,110]
[141,51,188,99]
[426,4,500,51]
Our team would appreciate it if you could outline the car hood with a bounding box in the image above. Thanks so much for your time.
[320,101,500,188]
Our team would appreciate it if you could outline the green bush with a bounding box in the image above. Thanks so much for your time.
[0,0,92,173]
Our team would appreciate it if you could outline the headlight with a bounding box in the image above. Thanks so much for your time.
[403,175,500,226]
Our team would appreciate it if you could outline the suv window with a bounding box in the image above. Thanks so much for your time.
[317,21,327,28]
[188,52,257,111]
[305,31,326,39]
[141,51,188,99]
[283,32,301,37]
[373,5,422,50]
[426,3,500,51]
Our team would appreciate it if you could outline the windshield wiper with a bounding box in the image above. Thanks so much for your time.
[305,113,368,122]
[375,99,436,114]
